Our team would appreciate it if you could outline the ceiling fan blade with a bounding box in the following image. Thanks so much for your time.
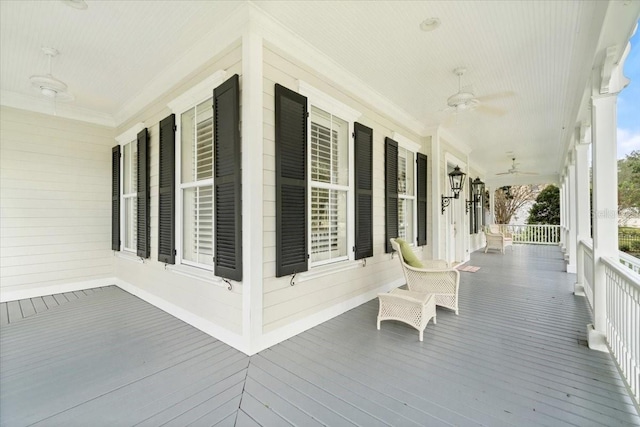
[475,104,506,116]
[515,171,539,175]
[495,172,511,175]
[475,91,516,102]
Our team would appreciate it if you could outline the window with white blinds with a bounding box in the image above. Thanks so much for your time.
[180,98,214,269]
[122,140,137,252]
[398,147,415,244]
[310,106,349,265]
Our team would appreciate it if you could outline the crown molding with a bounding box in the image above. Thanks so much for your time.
[112,3,249,126]
[251,3,426,138]
[0,89,115,127]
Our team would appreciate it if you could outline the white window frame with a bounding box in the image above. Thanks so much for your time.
[168,70,227,272]
[299,81,361,268]
[393,132,421,246]
[116,122,146,254]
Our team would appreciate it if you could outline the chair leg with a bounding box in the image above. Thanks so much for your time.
[419,330,423,341]
[377,318,380,330]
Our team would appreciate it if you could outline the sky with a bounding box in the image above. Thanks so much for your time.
[618,20,640,159]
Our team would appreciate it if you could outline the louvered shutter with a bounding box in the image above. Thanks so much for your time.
[416,153,427,246]
[354,122,373,259]
[111,145,121,251]
[214,74,242,281]
[158,114,176,264]
[385,137,398,253]
[469,178,474,234]
[136,128,150,258]
[275,84,308,277]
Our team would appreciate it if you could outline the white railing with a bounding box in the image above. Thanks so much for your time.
[495,224,561,245]
[580,239,594,308]
[602,256,640,405]
[620,251,640,275]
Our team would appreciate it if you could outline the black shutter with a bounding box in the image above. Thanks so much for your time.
[111,145,120,251]
[416,153,427,246]
[214,74,242,281]
[136,128,150,258]
[469,177,474,234]
[158,114,176,264]
[385,137,398,253]
[354,122,373,259]
[275,84,308,277]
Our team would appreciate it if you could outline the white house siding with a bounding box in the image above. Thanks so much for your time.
[113,43,243,336]
[262,44,431,334]
[0,107,114,300]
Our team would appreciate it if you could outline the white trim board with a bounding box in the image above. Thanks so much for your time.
[0,278,117,303]
[254,277,405,355]
[114,279,247,353]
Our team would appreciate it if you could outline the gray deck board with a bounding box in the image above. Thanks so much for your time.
[0,246,638,426]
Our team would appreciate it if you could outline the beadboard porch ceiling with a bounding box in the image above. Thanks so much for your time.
[0,1,637,180]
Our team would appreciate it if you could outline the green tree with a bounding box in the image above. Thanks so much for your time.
[618,150,640,225]
[527,185,560,225]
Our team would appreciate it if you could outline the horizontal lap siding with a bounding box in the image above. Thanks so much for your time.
[262,45,427,333]
[0,107,114,295]
[113,46,243,335]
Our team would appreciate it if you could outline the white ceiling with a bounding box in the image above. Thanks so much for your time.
[1,0,638,182]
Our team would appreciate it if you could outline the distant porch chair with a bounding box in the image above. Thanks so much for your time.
[484,225,513,253]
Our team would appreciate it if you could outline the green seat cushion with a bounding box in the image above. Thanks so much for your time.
[395,238,423,268]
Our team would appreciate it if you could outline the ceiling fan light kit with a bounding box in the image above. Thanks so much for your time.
[29,47,74,102]
[495,157,538,176]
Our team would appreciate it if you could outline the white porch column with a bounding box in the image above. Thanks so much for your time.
[560,179,567,252]
[588,45,629,352]
[574,125,591,295]
[589,93,618,351]
[567,159,577,273]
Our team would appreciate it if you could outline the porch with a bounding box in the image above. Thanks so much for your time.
[1,245,637,426]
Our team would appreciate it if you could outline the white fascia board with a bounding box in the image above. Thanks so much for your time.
[392,132,421,153]
[115,122,146,145]
[253,4,425,137]
[0,90,116,127]
[467,159,487,178]
[438,127,473,156]
[298,81,361,122]
[167,70,228,114]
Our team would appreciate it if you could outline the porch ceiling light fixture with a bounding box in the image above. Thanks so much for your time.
[466,177,485,214]
[420,17,441,32]
[441,165,466,214]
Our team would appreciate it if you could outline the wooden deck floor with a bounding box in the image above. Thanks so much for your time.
[1,245,638,426]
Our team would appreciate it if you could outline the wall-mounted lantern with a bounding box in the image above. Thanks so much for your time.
[465,177,485,214]
[441,165,466,214]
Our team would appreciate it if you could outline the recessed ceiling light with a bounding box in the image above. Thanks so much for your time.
[420,17,441,32]
[60,0,88,10]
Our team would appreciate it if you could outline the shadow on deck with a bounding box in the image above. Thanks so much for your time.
[1,246,638,426]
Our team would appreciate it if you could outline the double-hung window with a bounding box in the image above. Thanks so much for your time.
[179,100,214,269]
[114,123,146,255]
[121,140,138,253]
[385,133,421,251]
[161,71,241,279]
[397,147,415,243]
[309,107,350,265]
[302,83,360,268]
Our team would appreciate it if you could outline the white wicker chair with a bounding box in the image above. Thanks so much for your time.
[484,225,513,253]
[390,238,460,315]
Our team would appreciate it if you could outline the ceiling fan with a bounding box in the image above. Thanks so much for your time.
[30,47,74,103]
[443,67,513,119]
[496,158,538,176]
